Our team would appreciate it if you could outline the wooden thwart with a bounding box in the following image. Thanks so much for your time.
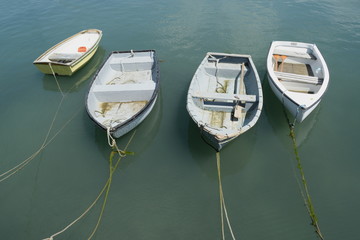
[193,92,256,102]
[93,82,156,102]
[48,53,82,62]
[275,71,323,85]
[273,49,317,60]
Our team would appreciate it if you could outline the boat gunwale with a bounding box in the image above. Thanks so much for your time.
[85,49,160,135]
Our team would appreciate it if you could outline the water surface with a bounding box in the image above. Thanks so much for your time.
[0,0,359,239]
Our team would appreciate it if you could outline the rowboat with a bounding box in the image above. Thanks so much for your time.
[186,52,263,151]
[33,29,102,76]
[267,41,329,122]
[86,50,160,138]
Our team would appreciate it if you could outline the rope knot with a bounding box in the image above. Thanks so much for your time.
[107,127,126,157]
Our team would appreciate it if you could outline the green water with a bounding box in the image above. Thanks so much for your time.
[1,0,359,239]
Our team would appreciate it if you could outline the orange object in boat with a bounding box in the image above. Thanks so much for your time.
[78,46,87,52]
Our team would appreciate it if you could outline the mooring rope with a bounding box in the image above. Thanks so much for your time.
[216,152,236,240]
[283,110,324,240]
[0,104,80,183]
[107,127,127,157]
[48,63,64,97]
[43,130,136,240]
[0,66,80,182]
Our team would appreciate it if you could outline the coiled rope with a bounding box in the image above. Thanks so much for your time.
[43,130,136,240]
[283,109,324,240]
[216,152,236,240]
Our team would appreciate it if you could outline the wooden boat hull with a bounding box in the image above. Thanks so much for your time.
[187,52,263,151]
[33,29,102,76]
[86,50,160,138]
[266,41,329,122]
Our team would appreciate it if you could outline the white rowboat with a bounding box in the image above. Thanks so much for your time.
[86,50,159,138]
[266,41,329,122]
[34,29,102,76]
[187,52,263,151]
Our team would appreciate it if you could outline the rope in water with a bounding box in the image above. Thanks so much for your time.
[43,130,136,240]
[0,64,85,182]
[88,129,135,239]
[216,152,236,240]
[48,63,64,97]
[284,110,324,240]
[0,104,80,182]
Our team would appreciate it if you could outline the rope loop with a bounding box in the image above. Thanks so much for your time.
[107,127,126,157]
[107,127,116,148]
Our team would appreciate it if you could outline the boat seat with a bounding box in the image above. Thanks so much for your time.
[192,92,256,112]
[274,71,323,85]
[48,53,82,62]
[110,56,153,65]
[282,83,314,94]
[92,81,156,102]
[273,49,317,60]
[109,57,154,72]
[192,92,256,102]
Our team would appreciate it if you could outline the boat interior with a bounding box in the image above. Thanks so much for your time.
[88,52,157,127]
[192,55,259,130]
[272,47,324,94]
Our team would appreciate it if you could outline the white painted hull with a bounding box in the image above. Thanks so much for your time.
[86,50,160,138]
[267,74,320,122]
[187,52,263,151]
[266,41,329,122]
[111,95,158,138]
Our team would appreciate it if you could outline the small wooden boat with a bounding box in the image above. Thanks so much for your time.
[267,41,329,122]
[86,50,160,138]
[33,29,102,76]
[186,52,263,151]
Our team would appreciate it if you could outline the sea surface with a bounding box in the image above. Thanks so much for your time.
[0,0,359,239]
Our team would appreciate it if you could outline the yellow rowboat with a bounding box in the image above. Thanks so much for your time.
[33,29,102,76]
